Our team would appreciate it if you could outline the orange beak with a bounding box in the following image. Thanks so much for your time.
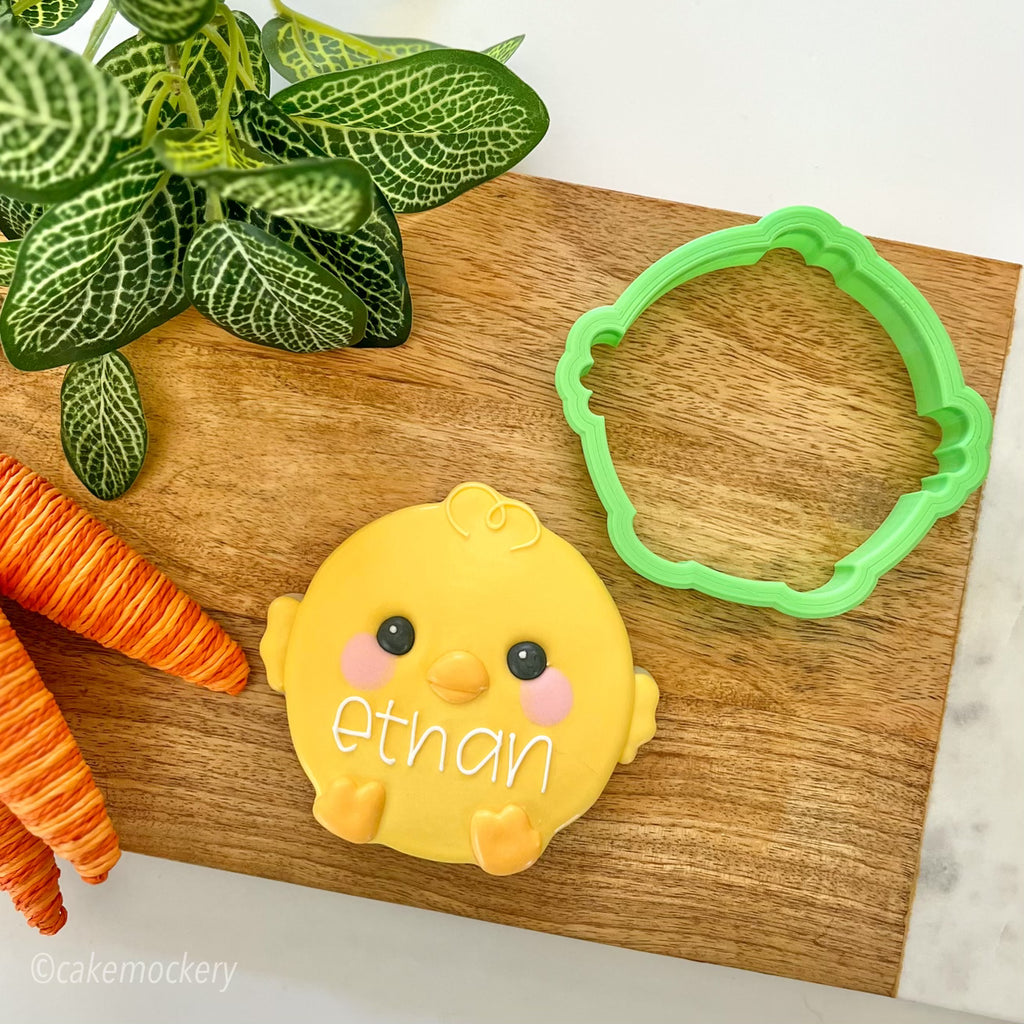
[427,651,490,704]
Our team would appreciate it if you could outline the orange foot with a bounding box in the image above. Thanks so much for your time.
[313,777,385,844]
[470,804,542,875]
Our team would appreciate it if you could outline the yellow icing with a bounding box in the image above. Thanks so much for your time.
[262,483,659,873]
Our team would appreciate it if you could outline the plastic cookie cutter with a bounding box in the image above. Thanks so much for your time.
[555,205,993,619]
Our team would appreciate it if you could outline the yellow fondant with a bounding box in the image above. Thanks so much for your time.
[427,650,490,704]
[313,777,386,844]
[471,805,542,875]
[262,483,659,873]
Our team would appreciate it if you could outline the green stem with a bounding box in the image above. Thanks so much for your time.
[272,0,390,62]
[205,188,224,222]
[233,11,257,89]
[164,42,181,77]
[175,78,204,129]
[200,24,256,91]
[136,71,174,109]
[82,1,117,62]
[178,34,197,78]
[162,42,203,130]
[142,81,174,142]
[212,5,242,133]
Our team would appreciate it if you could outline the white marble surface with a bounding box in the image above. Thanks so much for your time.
[2,1,1022,1022]
[0,854,1005,1024]
[899,291,1024,1021]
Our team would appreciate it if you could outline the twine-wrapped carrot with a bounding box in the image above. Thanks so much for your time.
[0,454,248,694]
[0,453,249,934]
[0,602,119,895]
[0,800,67,935]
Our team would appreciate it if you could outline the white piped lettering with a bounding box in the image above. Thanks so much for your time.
[407,711,448,772]
[506,732,553,794]
[375,699,409,766]
[330,699,552,793]
[332,696,372,753]
[456,727,504,782]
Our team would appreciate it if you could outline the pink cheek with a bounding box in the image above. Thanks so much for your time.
[519,668,574,726]
[340,633,395,690]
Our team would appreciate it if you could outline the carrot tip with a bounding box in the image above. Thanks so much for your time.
[38,906,68,935]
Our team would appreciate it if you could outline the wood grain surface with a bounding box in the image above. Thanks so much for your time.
[0,173,1018,995]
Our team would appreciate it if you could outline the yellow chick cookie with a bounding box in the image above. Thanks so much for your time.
[261,483,658,875]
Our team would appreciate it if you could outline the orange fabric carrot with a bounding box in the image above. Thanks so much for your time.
[0,604,120,886]
[0,454,248,694]
[0,800,67,935]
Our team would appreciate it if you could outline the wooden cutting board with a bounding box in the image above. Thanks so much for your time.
[0,173,1018,995]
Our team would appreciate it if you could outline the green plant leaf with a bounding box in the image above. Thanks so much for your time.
[205,159,374,235]
[185,219,367,352]
[0,239,19,286]
[98,10,268,122]
[232,93,411,346]
[151,126,270,174]
[60,351,148,500]
[0,29,143,203]
[232,87,323,159]
[190,9,270,113]
[274,49,549,213]
[480,35,525,63]
[261,16,381,81]
[0,148,201,371]
[262,15,524,82]
[96,33,167,104]
[0,194,43,239]
[14,0,94,35]
[113,0,215,43]
[360,33,524,63]
[227,194,410,348]
[156,125,372,235]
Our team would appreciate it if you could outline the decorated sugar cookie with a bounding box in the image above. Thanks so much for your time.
[260,483,658,875]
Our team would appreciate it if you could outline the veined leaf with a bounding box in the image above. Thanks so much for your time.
[15,0,94,35]
[227,194,410,347]
[188,10,270,113]
[232,88,325,160]
[98,10,268,123]
[263,15,524,82]
[359,33,524,64]
[202,159,373,235]
[0,239,19,287]
[0,30,143,203]
[480,35,525,64]
[232,93,411,346]
[274,49,549,213]
[0,193,43,239]
[185,220,367,353]
[152,127,269,174]
[61,351,148,500]
[0,149,201,371]
[261,16,385,82]
[155,121,373,234]
[113,0,216,43]
[96,34,167,107]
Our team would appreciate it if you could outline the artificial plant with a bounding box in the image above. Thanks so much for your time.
[0,0,548,498]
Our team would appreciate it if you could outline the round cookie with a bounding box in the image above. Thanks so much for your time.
[260,482,659,875]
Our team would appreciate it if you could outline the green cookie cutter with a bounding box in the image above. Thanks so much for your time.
[555,205,993,619]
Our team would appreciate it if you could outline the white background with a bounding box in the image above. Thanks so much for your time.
[2,2,1022,1022]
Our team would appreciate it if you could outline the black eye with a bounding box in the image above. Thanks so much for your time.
[507,641,547,680]
[376,616,415,655]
